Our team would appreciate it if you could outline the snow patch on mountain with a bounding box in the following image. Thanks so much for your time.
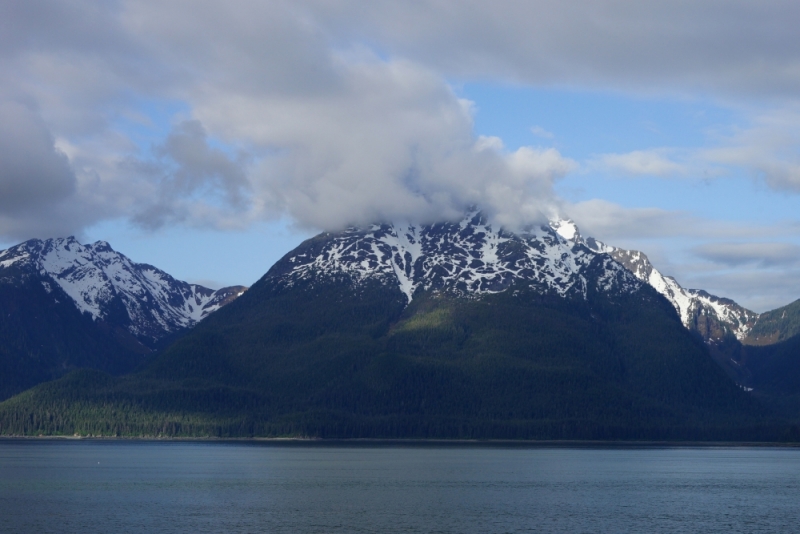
[0,237,246,342]
[551,218,758,340]
[277,211,642,303]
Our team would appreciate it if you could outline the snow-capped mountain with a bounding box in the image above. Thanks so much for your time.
[550,219,758,340]
[0,237,245,344]
[272,211,643,302]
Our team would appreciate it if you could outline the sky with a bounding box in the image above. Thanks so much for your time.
[2,0,800,312]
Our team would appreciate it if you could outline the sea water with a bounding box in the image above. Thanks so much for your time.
[1,440,798,533]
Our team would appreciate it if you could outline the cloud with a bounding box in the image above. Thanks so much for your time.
[559,199,800,312]
[585,106,800,194]
[594,150,686,177]
[227,57,575,230]
[565,199,702,240]
[530,126,555,140]
[2,0,800,246]
[0,0,581,240]
[697,109,800,192]
[134,43,575,231]
[565,198,800,242]
[693,242,800,267]
[0,101,84,239]
[130,120,253,230]
[0,102,75,213]
[315,0,800,99]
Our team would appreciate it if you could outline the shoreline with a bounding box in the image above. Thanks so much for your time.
[1,435,799,447]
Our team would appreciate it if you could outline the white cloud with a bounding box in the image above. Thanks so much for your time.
[530,126,555,140]
[565,199,699,240]
[0,0,799,304]
[0,0,584,240]
[565,198,800,243]
[697,108,800,192]
[595,150,686,177]
[585,106,800,194]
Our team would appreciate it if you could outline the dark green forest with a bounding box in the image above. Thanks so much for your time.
[2,268,795,441]
[745,298,800,346]
[0,267,152,401]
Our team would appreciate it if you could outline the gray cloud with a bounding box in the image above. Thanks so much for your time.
[565,199,709,241]
[316,0,800,98]
[0,101,79,240]
[0,0,127,64]
[158,120,250,205]
[0,101,75,213]
[693,242,800,268]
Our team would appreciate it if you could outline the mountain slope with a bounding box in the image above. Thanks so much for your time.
[744,299,800,346]
[0,237,245,399]
[550,219,759,341]
[718,301,800,418]
[548,220,800,415]
[0,214,777,440]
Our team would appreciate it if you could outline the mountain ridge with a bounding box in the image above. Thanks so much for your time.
[550,219,759,342]
[2,211,784,440]
[0,236,246,345]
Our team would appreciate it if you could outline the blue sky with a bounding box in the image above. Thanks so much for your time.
[2,1,800,312]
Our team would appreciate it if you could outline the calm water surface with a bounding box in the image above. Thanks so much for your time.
[1,440,799,533]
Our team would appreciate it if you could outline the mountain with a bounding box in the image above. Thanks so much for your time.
[743,299,800,346]
[0,237,245,343]
[0,237,245,399]
[548,220,800,418]
[550,219,759,342]
[1,213,781,440]
[717,299,800,418]
[275,211,641,303]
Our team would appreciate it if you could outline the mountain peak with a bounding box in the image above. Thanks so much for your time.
[0,236,246,344]
[550,218,581,241]
[90,240,114,251]
[270,211,642,306]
